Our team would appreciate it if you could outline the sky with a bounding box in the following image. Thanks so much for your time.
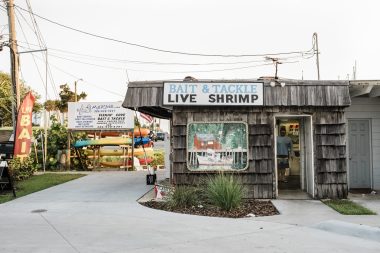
[1,0,379,105]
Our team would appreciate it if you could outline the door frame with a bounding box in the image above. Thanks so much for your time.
[347,119,373,189]
[274,115,314,198]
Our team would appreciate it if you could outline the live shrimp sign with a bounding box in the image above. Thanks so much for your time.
[163,82,263,106]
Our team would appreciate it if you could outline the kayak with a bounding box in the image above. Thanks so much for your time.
[100,157,154,167]
[134,137,151,145]
[74,137,132,148]
[132,128,150,137]
[85,147,154,156]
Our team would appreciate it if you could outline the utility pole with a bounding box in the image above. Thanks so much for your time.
[6,0,21,134]
[74,78,83,102]
[313,32,321,80]
[7,0,20,108]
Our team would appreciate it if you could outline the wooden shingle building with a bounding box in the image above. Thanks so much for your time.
[123,79,353,199]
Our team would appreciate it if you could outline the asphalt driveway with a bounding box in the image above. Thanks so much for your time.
[0,171,379,253]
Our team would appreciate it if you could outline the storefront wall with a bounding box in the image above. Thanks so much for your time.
[123,80,351,199]
[346,97,380,190]
[172,106,348,199]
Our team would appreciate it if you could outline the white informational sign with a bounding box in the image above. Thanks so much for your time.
[68,102,134,130]
[163,82,263,106]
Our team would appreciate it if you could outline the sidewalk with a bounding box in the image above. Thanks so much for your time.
[0,171,379,253]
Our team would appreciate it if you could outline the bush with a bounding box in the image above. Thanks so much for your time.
[9,157,37,181]
[205,173,245,211]
[167,186,199,208]
[150,151,164,167]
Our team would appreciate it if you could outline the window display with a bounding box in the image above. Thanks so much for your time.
[187,122,248,171]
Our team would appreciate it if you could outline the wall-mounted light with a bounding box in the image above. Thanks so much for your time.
[269,80,286,87]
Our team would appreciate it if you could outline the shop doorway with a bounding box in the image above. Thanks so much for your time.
[348,119,371,190]
[275,116,314,199]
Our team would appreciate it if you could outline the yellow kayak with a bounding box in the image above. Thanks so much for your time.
[85,147,154,157]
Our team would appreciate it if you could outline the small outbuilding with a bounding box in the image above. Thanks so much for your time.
[123,79,352,199]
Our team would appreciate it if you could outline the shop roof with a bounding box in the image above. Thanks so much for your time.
[122,79,351,119]
[349,80,380,98]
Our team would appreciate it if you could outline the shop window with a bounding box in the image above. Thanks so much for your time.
[187,122,248,171]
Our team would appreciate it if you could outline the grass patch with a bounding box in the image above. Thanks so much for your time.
[323,199,376,215]
[0,173,85,204]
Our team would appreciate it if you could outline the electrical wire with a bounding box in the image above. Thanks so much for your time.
[31,54,125,98]
[14,9,52,99]
[14,4,315,58]
[22,1,59,99]
[18,43,305,75]
[16,40,315,66]
[33,49,282,73]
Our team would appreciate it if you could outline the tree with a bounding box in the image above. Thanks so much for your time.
[57,84,87,113]
[44,99,60,125]
[0,72,43,126]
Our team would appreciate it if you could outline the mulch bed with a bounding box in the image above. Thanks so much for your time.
[141,199,279,218]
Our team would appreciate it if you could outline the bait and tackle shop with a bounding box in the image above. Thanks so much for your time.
[123,79,357,199]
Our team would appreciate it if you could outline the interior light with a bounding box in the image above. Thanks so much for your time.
[280,82,286,87]
[270,81,276,87]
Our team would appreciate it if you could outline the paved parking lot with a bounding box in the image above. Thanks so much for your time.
[0,171,379,253]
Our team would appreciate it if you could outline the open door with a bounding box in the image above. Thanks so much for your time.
[303,116,314,197]
[275,115,314,199]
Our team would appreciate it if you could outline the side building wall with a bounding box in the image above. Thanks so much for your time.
[346,97,380,190]
[171,106,347,199]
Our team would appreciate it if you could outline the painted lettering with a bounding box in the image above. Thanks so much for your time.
[18,128,31,139]
[209,94,216,103]
[20,114,31,126]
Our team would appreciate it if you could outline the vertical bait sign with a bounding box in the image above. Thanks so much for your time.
[163,82,263,106]
[14,92,35,159]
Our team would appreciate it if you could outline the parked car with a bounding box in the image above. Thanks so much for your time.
[156,132,165,141]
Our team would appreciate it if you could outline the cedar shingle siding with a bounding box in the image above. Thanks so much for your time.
[123,80,351,199]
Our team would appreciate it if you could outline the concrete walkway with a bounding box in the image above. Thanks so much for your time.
[0,171,379,253]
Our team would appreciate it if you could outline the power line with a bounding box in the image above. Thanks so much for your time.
[22,1,59,99]
[15,4,315,58]
[31,54,124,98]
[14,9,52,100]
[16,40,314,66]
[34,49,283,73]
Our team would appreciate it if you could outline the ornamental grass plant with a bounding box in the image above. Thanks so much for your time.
[167,186,199,209]
[205,173,245,211]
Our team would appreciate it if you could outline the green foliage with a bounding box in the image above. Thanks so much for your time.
[57,83,87,113]
[167,186,199,208]
[33,117,87,170]
[150,151,164,166]
[205,173,244,211]
[0,72,43,126]
[44,99,60,112]
[0,173,85,204]
[323,199,376,215]
[8,157,37,181]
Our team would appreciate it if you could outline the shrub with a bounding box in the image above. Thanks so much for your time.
[150,151,164,167]
[205,173,244,211]
[9,157,37,181]
[167,186,199,208]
